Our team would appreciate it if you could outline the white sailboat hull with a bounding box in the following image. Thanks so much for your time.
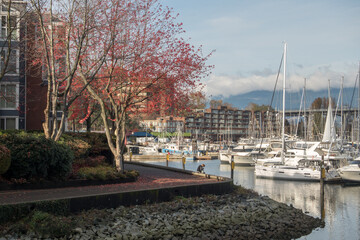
[255,165,339,182]
[255,165,320,181]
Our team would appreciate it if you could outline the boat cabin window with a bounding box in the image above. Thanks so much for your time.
[286,152,295,158]
[253,148,266,152]
[350,160,360,165]
[271,143,282,148]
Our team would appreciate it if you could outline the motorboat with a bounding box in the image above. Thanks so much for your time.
[251,141,282,160]
[139,146,159,155]
[218,141,256,166]
[161,143,192,155]
[219,149,232,164]
[338,159,360,182]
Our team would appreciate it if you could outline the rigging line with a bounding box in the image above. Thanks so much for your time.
[342,73,359,141]
[269,53,284,112]
[258,51,284,153]
[348,73,358,109]
[295,87,304,136]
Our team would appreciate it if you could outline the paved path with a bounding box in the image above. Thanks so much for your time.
[0,163,219,205]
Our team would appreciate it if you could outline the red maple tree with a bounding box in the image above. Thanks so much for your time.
[75,0,212,171]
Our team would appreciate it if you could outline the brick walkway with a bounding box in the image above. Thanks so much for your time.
[0,163,220,205]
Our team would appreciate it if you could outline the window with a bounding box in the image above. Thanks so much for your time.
[1,15,17,40]
[0,84,17,108]
[1,49,18,74]
[0,117,16,129]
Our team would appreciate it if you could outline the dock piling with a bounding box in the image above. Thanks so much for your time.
[231,156,235,179]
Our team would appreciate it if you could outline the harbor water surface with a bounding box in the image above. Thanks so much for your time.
[148,159,360,240]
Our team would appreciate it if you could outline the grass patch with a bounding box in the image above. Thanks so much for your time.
[76,164,139,181]
[233,185,258,196]
[7,211,73,238]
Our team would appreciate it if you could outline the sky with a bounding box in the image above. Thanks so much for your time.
[162,0,360,100]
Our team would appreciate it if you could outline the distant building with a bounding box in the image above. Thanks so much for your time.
[0,6,68,131]
[127,131,155,144]
[140,116,185,133]
[0,1,27,130]
[25,12,67,130]
[184,105,279,142]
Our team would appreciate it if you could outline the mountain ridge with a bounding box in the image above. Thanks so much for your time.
[213,88,359,110]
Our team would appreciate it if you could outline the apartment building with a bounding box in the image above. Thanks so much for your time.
[0,5,67,131]
[140,116,185,133]
[0,1,27,130]
[184,106,279,141]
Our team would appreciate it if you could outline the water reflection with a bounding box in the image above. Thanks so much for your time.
[147,159,360,240]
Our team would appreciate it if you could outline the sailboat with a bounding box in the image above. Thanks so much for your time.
[319,81,353,167]
[254,43,340,182]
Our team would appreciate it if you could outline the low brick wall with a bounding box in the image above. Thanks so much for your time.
[69,180,233,212]
[0,162,234,222]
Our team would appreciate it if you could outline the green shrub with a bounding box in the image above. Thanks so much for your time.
[0,204,32,224]
[125,169,140,178]
[59,134,91,159]
[0,145,11,175]
[34,199,70,216]
[47,141,74,180]
[0,200,70,225]
[65,132,108,146]
[0,132,74,181]
[77,165,114,180]
[63,132,114,163]
[28,211,73,237]
[77,165,139,181]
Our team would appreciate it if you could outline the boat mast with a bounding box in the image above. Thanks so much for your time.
[303,78,307,157]
[341,76,344,147]
[358,62,360,151]
[281,42,287,164]
[304,78,307,141]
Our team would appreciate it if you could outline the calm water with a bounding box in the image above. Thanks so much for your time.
[148,159,360,240]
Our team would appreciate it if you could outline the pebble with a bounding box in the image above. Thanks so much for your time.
[3,191,322,240]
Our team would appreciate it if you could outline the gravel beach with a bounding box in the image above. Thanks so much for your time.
[2,187,323,240]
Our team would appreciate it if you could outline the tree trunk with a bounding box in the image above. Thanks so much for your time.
[86,116,91,132]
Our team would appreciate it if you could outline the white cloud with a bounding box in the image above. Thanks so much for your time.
[208,16,245,29]
[204,63,359,98]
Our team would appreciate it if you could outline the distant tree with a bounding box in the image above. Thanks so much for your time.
[209,99,223,109]
[310,97,335,110]
[296,119,305,139]
[189,92,206,109]
[209,99,234,109]
[223,102,235,110]
[310,97,335,139]
[245,102,256,111]
[310,97,323,109]
[245,103,273,112]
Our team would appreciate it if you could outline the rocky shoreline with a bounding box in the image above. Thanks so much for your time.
[2,188,323,240]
